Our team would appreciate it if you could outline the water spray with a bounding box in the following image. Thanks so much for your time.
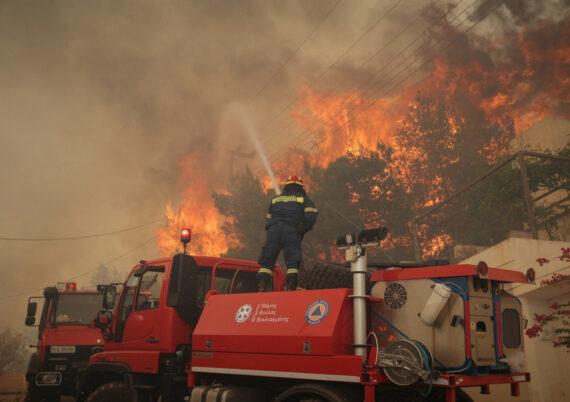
[229,103,281,195]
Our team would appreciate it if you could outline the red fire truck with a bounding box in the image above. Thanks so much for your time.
[24,282,106,402]
[79,228,532,402]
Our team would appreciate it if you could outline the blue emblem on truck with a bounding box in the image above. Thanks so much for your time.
[305,300,329,324]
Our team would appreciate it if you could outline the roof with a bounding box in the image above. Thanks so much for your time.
[132,254,263,270]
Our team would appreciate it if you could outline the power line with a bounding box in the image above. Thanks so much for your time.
[0,235,157,300]
[255,0,455,173]
[268,0,474,163]
[266,0,482,165]
[256,0,406,137]
[0,218,164,241]
[301,0,506,153]
[250,0,343,101]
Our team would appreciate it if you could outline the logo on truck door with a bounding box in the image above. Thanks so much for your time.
[305,300,329,325]
[235,304,253,323]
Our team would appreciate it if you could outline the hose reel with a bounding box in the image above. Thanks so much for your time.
[378,340,434,386]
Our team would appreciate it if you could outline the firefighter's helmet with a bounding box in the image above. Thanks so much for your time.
[283,175,304,187]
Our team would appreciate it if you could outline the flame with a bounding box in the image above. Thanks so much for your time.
[159,16,568,260]
[281,17,569,258]
[157,152,239,257]
[290,88,406,167]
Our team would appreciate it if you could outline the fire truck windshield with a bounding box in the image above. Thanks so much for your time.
[53,293,103,324]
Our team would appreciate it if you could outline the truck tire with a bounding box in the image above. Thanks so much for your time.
[276,383,359,402]
[299,261,371,291]
[25,384,60,402]
[86,381,136,402]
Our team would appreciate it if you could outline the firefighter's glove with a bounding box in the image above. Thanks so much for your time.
[285,269,299,291]
[256,272,273,292]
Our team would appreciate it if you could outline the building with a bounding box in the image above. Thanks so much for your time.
[462,236,570,402]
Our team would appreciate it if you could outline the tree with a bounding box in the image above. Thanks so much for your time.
[526,145,570,239]
[0,327,29,372]
[215,94,521,262]
[392,94,516,256]
[305,146,411,261]
[90,264,125,286]
[213,168,272,260]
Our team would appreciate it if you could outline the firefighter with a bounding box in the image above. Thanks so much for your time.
[257,176,318,292]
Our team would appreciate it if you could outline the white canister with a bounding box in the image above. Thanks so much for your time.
[419,283,452,326]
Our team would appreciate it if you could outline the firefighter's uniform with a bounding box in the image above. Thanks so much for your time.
[257,177,318,291]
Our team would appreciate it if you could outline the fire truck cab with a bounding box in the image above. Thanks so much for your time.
[24,282,106,402]
[78,253,285,401]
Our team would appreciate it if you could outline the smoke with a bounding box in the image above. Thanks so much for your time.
[0,0,417,329]
[0,0,566,331]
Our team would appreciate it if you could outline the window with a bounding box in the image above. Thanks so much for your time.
[119,274,140,323]
[136,269,165,310]
[476,321,487,335]
[473,277,489,293]
[53,294,103,324]
[502,309,522,348]
[214,268,257,294]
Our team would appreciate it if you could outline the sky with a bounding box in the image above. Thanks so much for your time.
[0,0,567,331]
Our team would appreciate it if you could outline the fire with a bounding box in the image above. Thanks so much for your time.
[160,14,568,261]
[291,88,406,167]
[281,16,569,258]
[157,152,239,257]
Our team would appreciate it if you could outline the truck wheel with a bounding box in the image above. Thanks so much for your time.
[25,384,60,402]
[299,261,371,291]
[276,383,359,402]
[86,382,136,402]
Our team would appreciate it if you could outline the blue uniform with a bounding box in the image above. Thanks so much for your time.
[257,188,318,277]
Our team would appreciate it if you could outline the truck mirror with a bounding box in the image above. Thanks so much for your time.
[167,253,200,325]
[103,286,117,310]
[25,301,38,326]
[26,302,37,317]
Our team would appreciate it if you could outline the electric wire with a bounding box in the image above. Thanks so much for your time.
[0,235,157,300]
[298,0,506,155]
[270,0,477,161]
[256,0,406,139]
[0,218,164,241]
[250,0,343,101]
[264,0,479,166]
[258,0,441,157]
[253,0,492,266]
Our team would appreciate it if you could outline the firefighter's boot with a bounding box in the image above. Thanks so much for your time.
[285,268,299,291]
[256,269,273,292]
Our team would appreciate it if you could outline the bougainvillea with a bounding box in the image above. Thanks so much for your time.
[525,248,570,348]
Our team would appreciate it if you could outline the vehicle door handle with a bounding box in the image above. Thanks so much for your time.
[145,337,159,344]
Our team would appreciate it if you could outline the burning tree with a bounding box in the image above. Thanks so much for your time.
[213,168,271,260]
[158,4,570,261]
